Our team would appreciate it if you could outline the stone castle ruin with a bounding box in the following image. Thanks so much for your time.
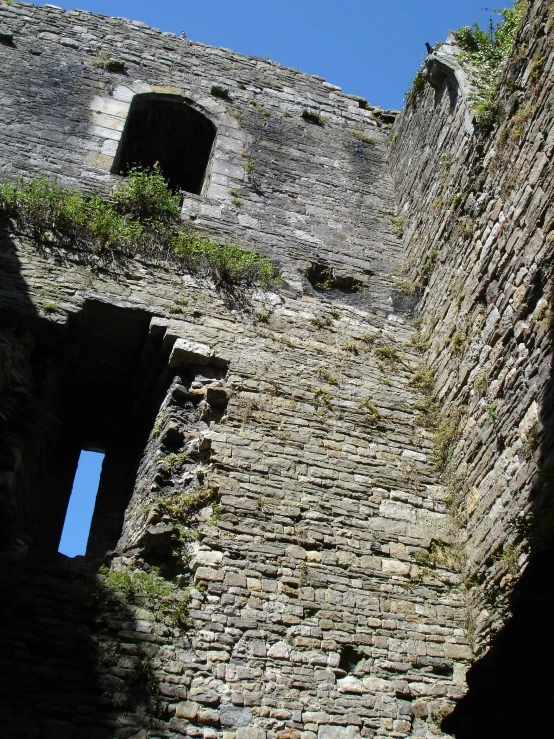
[0,1,553,737]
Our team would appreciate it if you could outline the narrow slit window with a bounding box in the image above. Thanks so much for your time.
[58,450,104,557]
[112,94,216,194]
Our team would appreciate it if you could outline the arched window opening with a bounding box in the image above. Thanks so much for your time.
[112,94,216,195]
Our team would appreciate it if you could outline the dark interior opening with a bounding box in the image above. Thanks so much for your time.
[339,645,361,673]
[112,93,216,194]
[12,301,181,564]
[304,261,367,294]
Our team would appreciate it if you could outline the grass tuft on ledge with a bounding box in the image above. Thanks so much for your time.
[0,167,280,289]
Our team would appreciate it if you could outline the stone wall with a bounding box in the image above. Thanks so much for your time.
[1,0,553,738]
[390,0,554,734]
[0,1,401,304]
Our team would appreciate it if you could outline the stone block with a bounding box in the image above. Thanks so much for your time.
[195,566,224,582]
[318,727,360,739]
[267,641,290,659]
[169,338,215,367]
[236,728,267,739]
[220,705,253,728]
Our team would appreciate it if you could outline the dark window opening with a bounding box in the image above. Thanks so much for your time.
[339,645,362,673]
[23,300,181,565]
[58,450,104,557]
[112,94,216,195]
[304,262,368,294]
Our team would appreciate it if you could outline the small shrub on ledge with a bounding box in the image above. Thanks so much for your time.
[0,167,280,289]
[301,109,327,126]
[210,84,230,99]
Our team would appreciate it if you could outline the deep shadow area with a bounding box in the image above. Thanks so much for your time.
[28,300,179,563]
[0,560,172,739]
[112,93,216,194]
[443,271,554,738]
[442,549,554,737]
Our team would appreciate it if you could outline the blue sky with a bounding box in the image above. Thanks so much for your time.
[58,451,104,557]
[35,0,505,109]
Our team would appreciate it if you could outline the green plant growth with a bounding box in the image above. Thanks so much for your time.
[453,1,528,132]
[341,341,359,354]
[474,371,489,396]
[151,413,163,438]
[92,49,126,73]
[486,405,498,423]
[359,397,384,426]
[389,216,404,237]
[408,362,436,395]
[348,130,377,146]
[524,420,541,456]
[395,279,419,297]
[361,331,381,346]
[374,343,402,366]
[98,565,190,626]
[415,538,463,571]
[529,52,545,84]
[211,85,229,99]
[411,328,430,352]
[301,109,327,126]
[317,366,339,385]
[431,408,464,471]
[447,330,468,356]
[312,387,332,408]
[157,486,218,526]
[311,315,332,329]
[249,99,270,116]
[405,68,426,107]
[245,157,256,176]
[0,169,280,289]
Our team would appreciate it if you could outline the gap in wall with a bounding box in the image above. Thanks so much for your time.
[58,449,105,557]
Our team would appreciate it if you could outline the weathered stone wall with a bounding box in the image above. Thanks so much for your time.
[389,0,554,732]
[1,0,553,738]
[0,1,401,304]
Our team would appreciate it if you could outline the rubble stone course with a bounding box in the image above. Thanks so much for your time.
[0,1,552,738]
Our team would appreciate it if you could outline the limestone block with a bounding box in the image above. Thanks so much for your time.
[169,338,215,366]
[250,640,267,657]
[318,727,360,739]
[195,566,224,582]
[336,676,364,693]
[267,641,290,659]
[236,728,267,739]
[192,550,224,569]
[188,688,221,706]
[287,544,307,559]
[175,701,200,719]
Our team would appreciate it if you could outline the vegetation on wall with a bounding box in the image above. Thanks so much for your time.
[97,565,190,626]
[453,0,528,131]
[0,168,280,288]
[405,68,427,108]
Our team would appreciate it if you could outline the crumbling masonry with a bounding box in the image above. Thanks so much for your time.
[0,1,553,738]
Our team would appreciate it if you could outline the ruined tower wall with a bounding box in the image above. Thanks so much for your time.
[0,4,473,739]
[1,1,554,738]
[390,0,554,657]
[0,1,401,303]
